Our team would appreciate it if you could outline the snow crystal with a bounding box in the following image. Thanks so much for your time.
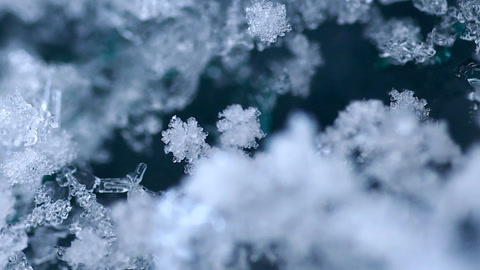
[1,150,56,185]
[389,89,430,120]
[245,0,291,47]
[162,116,211,171]
[217,105,265,149]
[366,18,436,64]
[456,0,480,52]
[0,91,57,148]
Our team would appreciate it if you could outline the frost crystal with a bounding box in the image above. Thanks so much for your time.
[457,0,480,52]
[217,105,265,149]
[389,89,430,120]
[0,91,57,148]
[162,116,210,165]
[26,183,71,227]
[366,18,436,64]
[413,0,448,15]
[245,0,292,47]
[2,150,56,185]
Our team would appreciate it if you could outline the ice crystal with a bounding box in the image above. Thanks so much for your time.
[456,0,480,52]
[217,105,265,149]
[366,17,436,64]
[0,91,57,148]
[245,0,292,47]
[162,116,210,165]
[97,163,147,195]
[389,89,430,120]
[1,0,480,269]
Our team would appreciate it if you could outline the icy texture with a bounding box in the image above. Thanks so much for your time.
[427,8,458,47]
[217,105,265,149]
[0,92,76,185]
[318,90,460,197]
[245,0,292,47]
[413,0,448,15]
[1,135,76,186]
[366,17,436,64]
[0,226,28,269]
[26,183,71,227]
[1,1,480,269]
[62,230,108,269]
[389,89,430,120]
[0,91,57,148]
[5,251,33,270]
[456,0,480,52]
[97,163,147,194]
[162,116,210,165]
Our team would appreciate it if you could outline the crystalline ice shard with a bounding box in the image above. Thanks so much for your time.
[455,59,480,86]
[97,163,147,193]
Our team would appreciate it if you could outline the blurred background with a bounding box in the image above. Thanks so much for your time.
[88,2,480,193]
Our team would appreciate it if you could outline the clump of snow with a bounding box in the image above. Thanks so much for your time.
[217,104,265,149]
[366,17,436,64]
[162,116,211,171]
[318,90,460,197]
[62,230,108,269]
[245,0,292,47]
